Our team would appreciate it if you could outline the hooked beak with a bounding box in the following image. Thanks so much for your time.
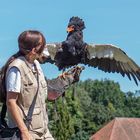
[67,25,75,33]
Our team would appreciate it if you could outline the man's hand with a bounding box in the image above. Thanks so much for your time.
[6,92,33,140]
[21,130,33,140]
[47,66,84,101]
[59,66,85,83]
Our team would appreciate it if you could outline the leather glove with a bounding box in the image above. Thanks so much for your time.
[47,66,84,101]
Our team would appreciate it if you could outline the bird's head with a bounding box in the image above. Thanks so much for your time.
[67,16,85,33]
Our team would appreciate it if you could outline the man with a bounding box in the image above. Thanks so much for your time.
[6,30,54,140]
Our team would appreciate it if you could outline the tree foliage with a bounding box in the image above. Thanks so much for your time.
[47,79,140,140]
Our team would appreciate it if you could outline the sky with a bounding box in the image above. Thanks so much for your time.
[0,0,140,93]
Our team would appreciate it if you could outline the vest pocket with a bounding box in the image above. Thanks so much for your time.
[40,80,47,88]
[40,80,48,104]
[30,108,44,130]
[22,83,38,108]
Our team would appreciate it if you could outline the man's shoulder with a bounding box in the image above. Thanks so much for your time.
[8,56,26,68]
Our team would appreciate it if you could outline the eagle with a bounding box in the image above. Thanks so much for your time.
[39,16,140,86]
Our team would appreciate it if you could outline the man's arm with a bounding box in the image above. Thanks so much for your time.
[7,92,32,140]
[47,66,84,101]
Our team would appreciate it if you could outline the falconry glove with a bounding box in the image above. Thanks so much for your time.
[47,66,84,101]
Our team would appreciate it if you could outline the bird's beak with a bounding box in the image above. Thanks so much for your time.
[67,25,74,33]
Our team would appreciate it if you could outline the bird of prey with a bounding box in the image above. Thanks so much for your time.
[40,16,140,85]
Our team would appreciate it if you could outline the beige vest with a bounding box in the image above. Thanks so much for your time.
[7,56,49,136]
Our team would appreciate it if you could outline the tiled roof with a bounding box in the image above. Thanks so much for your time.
[90,118,140,140]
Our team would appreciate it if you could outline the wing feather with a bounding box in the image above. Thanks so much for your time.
[46,43,62,60]
[85,44,140,85]
[110,59,117,73]
[118,62,125,77]
[45,43,140,85]
[121,63,131,81]
[136,71,140,80]
[127,62,140,83]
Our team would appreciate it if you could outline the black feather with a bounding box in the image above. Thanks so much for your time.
[68,16,85,31]
[55,16,87,70]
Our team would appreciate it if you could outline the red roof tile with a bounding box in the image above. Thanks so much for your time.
[90,118,140,140]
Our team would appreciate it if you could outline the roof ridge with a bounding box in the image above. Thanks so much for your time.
[109,118,116,140]
[118,118,131,140]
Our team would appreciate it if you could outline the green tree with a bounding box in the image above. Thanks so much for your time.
[48,79,140,139]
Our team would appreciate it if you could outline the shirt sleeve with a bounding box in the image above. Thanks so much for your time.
[6,67,21,93]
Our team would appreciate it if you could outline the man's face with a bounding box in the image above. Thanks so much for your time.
[32,37,45,59]
[28,44,44,63]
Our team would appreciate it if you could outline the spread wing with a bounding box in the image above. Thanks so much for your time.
[85,44,140,85]
[46,43,62,60]
[43,43,140,85]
